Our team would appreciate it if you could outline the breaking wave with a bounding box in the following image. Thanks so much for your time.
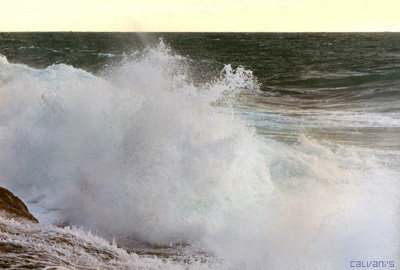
[0,42,398,269]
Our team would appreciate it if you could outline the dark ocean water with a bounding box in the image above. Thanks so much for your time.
[0,33,399,269]
[2,33,400,146]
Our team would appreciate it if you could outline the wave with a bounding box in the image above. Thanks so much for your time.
[266,70,400,111]
[292,70,400,88]
[0,216,215,269]
[0,43,399,269]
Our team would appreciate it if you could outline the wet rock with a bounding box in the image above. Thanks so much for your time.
[0,187,38,223]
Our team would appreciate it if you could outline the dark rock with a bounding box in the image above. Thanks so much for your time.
[0,187,38,223]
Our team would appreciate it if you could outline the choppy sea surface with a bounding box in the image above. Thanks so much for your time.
[0,33,399,269]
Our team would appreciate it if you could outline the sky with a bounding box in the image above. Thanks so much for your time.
[0,0,400,32]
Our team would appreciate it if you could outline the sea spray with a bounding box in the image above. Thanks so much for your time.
[0,43,273,244]
[0,42,399,269]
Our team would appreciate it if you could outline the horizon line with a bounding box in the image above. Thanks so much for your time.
[1,31,400,34]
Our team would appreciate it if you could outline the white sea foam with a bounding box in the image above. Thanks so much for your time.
[0,216,215,269]
[98,53,116,58]
[0,42,398,269]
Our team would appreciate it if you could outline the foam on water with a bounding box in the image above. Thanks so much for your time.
[0,216,215,269]
[0,43,398,269]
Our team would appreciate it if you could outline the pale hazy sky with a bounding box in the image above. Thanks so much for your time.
[1,0,400,32]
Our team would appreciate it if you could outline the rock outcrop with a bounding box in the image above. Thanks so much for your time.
[0,187,38,223]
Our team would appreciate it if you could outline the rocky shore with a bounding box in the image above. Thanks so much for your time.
[0,187,38,223]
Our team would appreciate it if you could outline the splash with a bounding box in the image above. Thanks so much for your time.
[0,41,270,250]
[0,216,216,269]
[0,42,398,269]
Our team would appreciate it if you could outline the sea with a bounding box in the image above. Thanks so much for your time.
[0,32,399,269]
